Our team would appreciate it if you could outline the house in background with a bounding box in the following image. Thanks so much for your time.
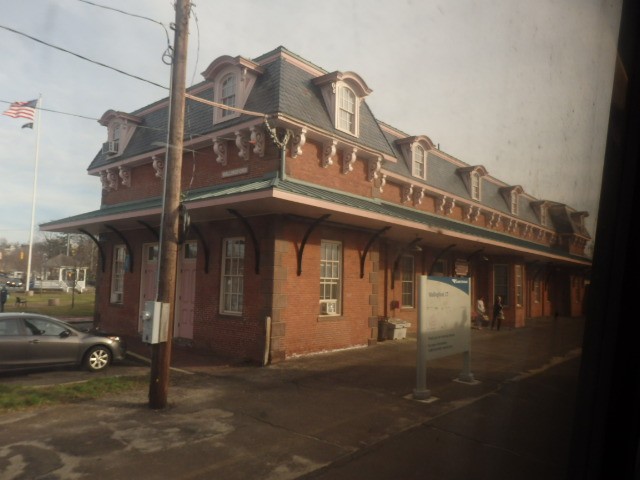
[41,46,591,363]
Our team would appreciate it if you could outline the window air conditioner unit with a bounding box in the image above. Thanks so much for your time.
[102,140,119,155]
[321,300,337,315]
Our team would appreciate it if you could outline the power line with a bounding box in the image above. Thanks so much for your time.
[76,0,173,64]
[0,24,169,90]
[76,0,171,42]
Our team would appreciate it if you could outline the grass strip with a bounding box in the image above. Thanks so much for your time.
[0,376,146,412]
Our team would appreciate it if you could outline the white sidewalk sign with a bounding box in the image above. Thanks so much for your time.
[414,275,475,401]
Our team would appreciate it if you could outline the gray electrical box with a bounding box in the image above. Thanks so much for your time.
[141,301,169,344]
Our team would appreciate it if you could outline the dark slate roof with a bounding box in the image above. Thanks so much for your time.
[85,46,586,239]
[89,46,394,170]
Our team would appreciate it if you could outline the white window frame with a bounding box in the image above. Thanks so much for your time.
[337,86,357,135]
[110,245,126,304]
[320,240,342,316]
[111,122,121,142]
[471,171,480,200]
[220,238,244,315]
[510,191,519,215]
[400,255,415,308]
[220,73,236,118]
[413,145,426,179]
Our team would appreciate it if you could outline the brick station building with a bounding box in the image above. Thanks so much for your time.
[42,46,591,363]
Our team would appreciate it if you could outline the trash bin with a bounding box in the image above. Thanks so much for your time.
[378,318,387,341]
[385,318,411,340]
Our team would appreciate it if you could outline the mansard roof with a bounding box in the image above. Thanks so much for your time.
[89,46,394,171]
[87,45,588,239]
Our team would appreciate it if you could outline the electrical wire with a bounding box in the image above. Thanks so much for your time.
[76,0,171,49]
[75,0,174,66]
[0,24,168,90]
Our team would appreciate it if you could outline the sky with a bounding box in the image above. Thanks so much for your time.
[0,0,622,251]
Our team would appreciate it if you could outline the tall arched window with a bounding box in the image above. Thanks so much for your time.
[220,74,236,117]
[413,145,426,179]
[338,86,356,133]
[471,171,480,200]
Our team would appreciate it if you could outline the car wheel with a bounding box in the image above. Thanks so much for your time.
[84,345,112,372]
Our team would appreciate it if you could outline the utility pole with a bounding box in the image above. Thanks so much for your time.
[148,0,190,409]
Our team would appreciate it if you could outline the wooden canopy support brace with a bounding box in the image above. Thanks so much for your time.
[105,224,134,272]
[228,209,261,274]
[297,214,331,276]
[190,224,210,274]
[466,248,484,262]
[138,220,160,240]
[392,238,422,289]
[428,243,457,276]
[78,229,106,273]
[359,226,390,279]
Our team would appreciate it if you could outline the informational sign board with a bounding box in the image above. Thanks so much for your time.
[423,276,471,360]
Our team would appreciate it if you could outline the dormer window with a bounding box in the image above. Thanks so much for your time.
[98,110,142,157]
[201,55,264,125]
[396,135,435,181]
[313,71,372,138]
[112,122,121,142]
[456,165,487,201]
[499,185,524,216]
[470,171,480,200]
[413,145,426,178]
[338,86,356,134]
[531,200,551,227]
[510,190,519,215]
[220,74,237,117]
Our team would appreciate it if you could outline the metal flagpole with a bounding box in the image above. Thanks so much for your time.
[24,94,42,294]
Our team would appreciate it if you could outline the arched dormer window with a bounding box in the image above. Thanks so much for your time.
[470,171,480,200]
[338,86,356,134]
[396,135,435,181]
[201,55,264,125]
[531,200,552,227]
[98,110,142,157]
[499,185,524,215]
[456,165,488,201]
[313,71,372,138]
[220,73,237,117]
[510,191,519,215]
[413,145,426,179]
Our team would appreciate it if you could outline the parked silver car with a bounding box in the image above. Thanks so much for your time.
[0,313,126,372]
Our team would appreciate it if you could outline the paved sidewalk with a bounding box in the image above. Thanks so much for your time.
[0,316,584,479]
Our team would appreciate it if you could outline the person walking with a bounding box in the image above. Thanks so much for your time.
[491,295,504,330]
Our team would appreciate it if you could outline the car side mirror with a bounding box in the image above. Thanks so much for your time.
[59,330,71,338]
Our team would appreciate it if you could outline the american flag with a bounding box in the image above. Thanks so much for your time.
[3,99,37,121]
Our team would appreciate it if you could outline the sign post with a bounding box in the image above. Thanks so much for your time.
[413,275,430,400]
